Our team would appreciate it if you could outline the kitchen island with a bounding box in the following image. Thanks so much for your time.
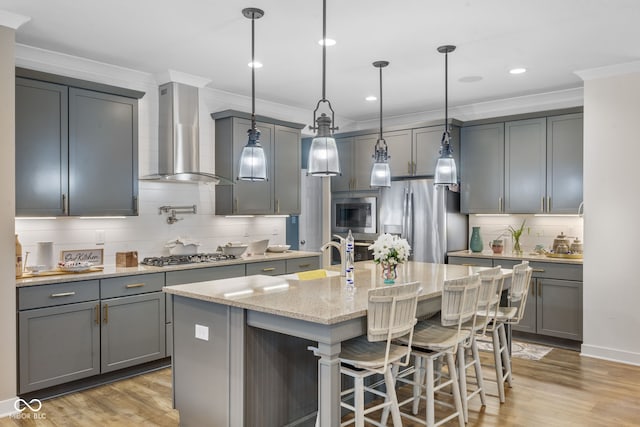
[164,261,511,427]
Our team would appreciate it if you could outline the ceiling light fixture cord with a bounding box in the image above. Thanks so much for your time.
[311,0,337,134]
[251,11,256,129]
[379,64,383,140]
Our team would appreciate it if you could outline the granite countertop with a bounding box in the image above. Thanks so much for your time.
[15,250,321,288]
[447,249,583,265]
[163,261,512,325]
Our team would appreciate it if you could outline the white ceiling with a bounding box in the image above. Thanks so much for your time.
[3,0,640,122]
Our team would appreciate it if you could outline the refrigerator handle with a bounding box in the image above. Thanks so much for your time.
[407,190,414,249]
[401,187,409,239]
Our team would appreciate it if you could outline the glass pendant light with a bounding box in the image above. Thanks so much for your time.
[434,45,458,187]
[238,8,267,181]
[370,60,391,188]
[307,0,341,176]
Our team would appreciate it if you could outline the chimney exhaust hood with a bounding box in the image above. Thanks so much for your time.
[141,82,232,184]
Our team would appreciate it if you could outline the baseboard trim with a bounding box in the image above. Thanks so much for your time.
[0,396,19,419]
[581,344,640,366]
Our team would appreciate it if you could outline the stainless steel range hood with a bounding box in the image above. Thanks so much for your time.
[141,82,232,184]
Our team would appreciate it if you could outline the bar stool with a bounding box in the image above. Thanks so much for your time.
[392,274,481,427]
[337,281,421,427]
[483,261,533,403]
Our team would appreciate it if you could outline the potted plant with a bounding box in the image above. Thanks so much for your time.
[508,220,529,255]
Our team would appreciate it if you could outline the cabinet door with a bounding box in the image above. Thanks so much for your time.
[232,118,274,214]
[15,78,68,216]
[274,125,301,214]
[19,301,100,393]
[547,113,583,213]
[511,279,537,333]
[68,88,138,216]
[384,129,412,177]
[536,278,582,340]
[331,136,354,192]
[101,292,166,373]
[460,123,505,213]
[353,134,377,190]
[413,126,459,177]
[504,118,546,213]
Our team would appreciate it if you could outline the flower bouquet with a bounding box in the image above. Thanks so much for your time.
[368,233,411,284]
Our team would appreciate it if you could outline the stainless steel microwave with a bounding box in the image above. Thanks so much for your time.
[331,197,377,235]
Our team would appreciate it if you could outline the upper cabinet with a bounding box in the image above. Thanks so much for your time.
[213,111,304,215]
[412,125,459,177]
[460,111,583,214]
[15,69,143,217]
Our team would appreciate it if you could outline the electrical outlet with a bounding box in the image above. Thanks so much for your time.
[95,229,105,245]
[195,324,209,341]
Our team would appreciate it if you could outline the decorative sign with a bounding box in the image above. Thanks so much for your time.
[60,249,104,265]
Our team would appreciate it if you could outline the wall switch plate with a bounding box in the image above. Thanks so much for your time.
[95,229,105,245]
[195,324,209,341]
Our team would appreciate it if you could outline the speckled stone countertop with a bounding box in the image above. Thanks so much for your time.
[163,261,511,325]
[15,250,321,287]
[448,250,583,265]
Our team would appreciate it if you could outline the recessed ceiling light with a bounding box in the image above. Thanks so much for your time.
[248,61,263,68]
[318,38,336,46]
[365,95,377,102]
[509,67,527,75]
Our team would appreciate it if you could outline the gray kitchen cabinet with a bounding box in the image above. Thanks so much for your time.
[18,280,100,393]
[504,118,547,213]
[385,130,413,177]
[353,134,378,191]
[15,71,141,217]
[213,111,304,215]
[246,260,286,276]
[460,123,505,213]
[412,125,460,177]
[68,88,138,216]
[447,256,493,267]
[285,256,321,273]
[165,264,247,286]
[331,136,355,192]
[546,113,584,213]
[15,78,68,216]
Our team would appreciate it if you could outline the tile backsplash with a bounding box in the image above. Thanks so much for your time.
[468,214,584,254]
[15,181,286,266]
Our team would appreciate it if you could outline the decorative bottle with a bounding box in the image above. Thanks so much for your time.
[16,234,23,277]
[469,227,483,253]
[345,230,355,288]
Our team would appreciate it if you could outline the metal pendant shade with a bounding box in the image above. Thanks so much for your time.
[238,7,267,181]
[434,45,458,187]
[370,60,391,188]
[307,0,341,177]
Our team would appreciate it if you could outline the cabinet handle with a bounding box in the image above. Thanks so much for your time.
[298,263,311,268]
[538,282,542,297]
[234,198,238,213]
[133,196,138,214]
[50,291,75,298]
[532,268,545,273]
[262,267,276,272]
[541,197,545,212]
[95,304,100,325]
[62,193,68,215]
[126,283,145,289]
[531,282,536,296]
[498,197,503,212]
[413,162,417,175]
[408,161,412,174]
[462,263,478,267]
[548,196,552,212]
[103,304,109,324]
[275,199,280,214]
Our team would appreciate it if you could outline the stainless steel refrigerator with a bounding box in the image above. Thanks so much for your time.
[378,179,467,263]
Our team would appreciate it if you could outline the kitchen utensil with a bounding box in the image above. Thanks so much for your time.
[247,239,269,256]
[221,244,248,257]
[267,245,290,253]
[552,233,571,254]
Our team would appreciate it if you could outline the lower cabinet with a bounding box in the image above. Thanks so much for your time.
[447,256,583,341]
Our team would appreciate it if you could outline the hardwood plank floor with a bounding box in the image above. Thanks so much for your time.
[1,348,639,426]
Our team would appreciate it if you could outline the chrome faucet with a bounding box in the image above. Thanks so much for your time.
[320,235,346,276]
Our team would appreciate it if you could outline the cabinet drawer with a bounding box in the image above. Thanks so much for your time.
[448,256,493,267]
[528,261,582,281]
[165,264,246,286]
[285,257,320,274]
[18,280,99,310]
[101,273,164,299]
[246,260,286,276]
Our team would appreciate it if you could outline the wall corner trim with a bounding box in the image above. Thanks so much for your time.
[0,10,30,30]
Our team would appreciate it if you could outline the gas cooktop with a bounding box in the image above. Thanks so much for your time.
[141,253,236,267]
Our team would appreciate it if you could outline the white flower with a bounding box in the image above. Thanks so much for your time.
[368,233,411,264]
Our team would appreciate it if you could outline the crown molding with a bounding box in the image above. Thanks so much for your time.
[575,61,640,81]
[155,70,211,88]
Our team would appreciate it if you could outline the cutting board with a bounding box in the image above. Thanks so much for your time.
[18,266,104,278]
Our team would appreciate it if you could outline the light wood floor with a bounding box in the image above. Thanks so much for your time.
[2,348,639,426]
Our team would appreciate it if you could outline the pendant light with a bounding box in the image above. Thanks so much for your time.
[307,0,341,176]
[237,7,267,181]
[370,60,391,188]
[434,44,458,187]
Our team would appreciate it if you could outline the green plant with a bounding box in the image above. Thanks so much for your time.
[508,220,529,253]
